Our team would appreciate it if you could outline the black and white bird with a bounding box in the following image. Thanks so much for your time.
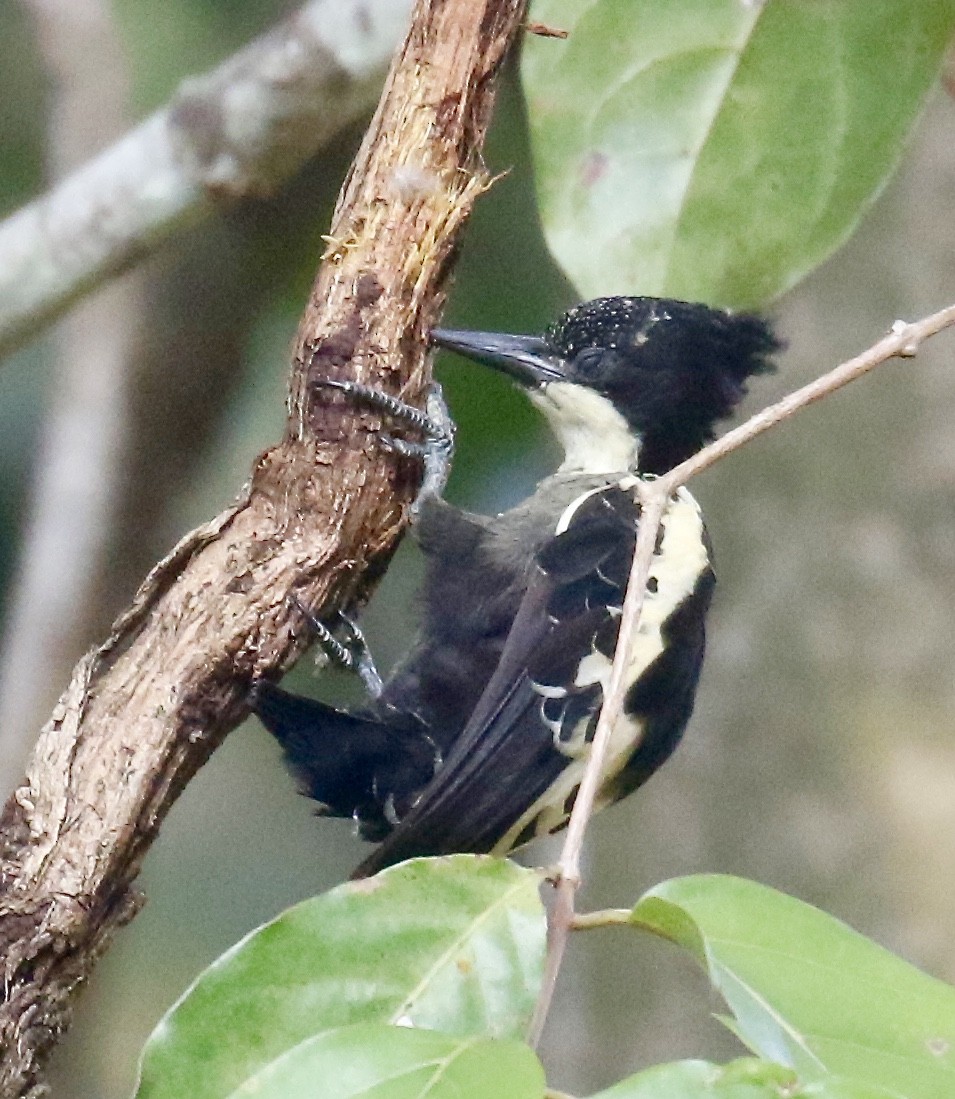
[253,296,779,878]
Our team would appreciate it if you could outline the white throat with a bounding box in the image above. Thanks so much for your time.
[531,381,639,475]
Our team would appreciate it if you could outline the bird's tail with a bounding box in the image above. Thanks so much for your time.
[251,681,437,842]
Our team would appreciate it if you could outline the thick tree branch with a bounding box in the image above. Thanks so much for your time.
[0,0,526,1092]
[0,0,412,359]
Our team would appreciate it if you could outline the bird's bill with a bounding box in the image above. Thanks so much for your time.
[430,328,566,388]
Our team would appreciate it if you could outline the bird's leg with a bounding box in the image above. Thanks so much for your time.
[313,379,455,517]
[289,597,384,699]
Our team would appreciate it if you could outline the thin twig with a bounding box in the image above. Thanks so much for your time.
[528,302,955,1044]
[660,305,955,493]
[527,488,665,1046]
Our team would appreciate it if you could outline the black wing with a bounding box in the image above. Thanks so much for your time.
[352,485,656,878]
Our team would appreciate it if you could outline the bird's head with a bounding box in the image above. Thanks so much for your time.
[432,296,781,475]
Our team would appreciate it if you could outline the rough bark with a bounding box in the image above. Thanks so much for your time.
[0,0,526,1092]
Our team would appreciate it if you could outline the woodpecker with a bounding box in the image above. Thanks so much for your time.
[253,296,780,878]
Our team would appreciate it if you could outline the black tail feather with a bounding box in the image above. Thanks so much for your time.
[251,682,437,842]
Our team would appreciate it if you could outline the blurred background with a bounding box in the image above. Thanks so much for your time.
[0,1,953,1095]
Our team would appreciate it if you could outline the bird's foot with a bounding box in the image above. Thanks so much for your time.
[313,378,455,517]
[290,597,383,699]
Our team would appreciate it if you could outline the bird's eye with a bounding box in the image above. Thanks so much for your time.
[572,346,611,382]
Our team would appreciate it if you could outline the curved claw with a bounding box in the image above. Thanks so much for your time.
[313,376,456,518]
[287,596,384,699]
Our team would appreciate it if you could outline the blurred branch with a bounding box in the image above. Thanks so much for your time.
[0,0,143,788]
[0,0,526,1093]
[0,0,413,359]
[529,301,955,1047]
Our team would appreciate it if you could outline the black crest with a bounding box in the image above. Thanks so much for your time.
[547,296,781,472]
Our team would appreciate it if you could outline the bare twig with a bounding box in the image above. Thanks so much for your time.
[662,307,955,489]
[525,21,569,39]
[0,0,526,1092]
[528,301,955,1045]
[0,0,412,359]
[528,488,666,1046]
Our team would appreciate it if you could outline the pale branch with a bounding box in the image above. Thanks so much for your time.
[0,0,144,789]
[0,0,411,359]
[529,302,955,1045]
[0,0,526,1093]
[660,304,955,492]
[527,488,666,1048]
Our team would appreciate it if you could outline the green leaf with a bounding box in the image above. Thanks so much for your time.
[587,1057,795,1098]
[798,1083,908,1099]
[631,875,955,1099]
[135,856,545,1099]
[521,0,955,307]
[588,1057,902,1098]
[222,1023,545,1099]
